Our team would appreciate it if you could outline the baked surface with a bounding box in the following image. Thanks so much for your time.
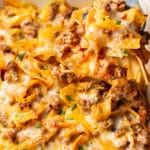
[0,0,149,149]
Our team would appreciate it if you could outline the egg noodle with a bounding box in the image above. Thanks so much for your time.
[0,0,149,149]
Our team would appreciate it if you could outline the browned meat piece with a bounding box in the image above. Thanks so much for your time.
[94,58,114,81]
[102,29,112,36]
[77,83,101,112]
[0,44,10,52]
[118,136,129,148]
[139,106,147,122]
[54,20,85,61]
[108,80,149,122]
[4,70,18,82]
[100,118,113,130]
[136,36,150,64]
[109,80,138,102]
[51,65,67,87]
[20,18,38,38]
[0,111,8,127]
[56,45,72,59]
[62,6,73,19]
[132,124,150,146]
[6,61,17,70]
[49,95,62,111]
[109,66,127,80]
[25,84,44,100]
[136,128,149,145]
[55,31,80,58]
[19,103,32,110]
[58,31,80,45]
[113,66,127,79]
[110,0,125,11]
[3,61,19,82]
[76,24,85,36]
[130,97,148,122]
[1,128,17,141]
[64,20,77,32]
[49,3,59,20]
[104,3,111,11]
[61,72,78,84]
[17,135,30,143]
[4,6,15,17]
[48,56,60,65]
[116,2,125,11]
[115,128,126,137]
[64,20,85,36]
[7,98,15,105]
[4,10,15,17]
[98,47,107,59]
[120,30,134,40]
[78,99,92,112]
[99,81,111,92]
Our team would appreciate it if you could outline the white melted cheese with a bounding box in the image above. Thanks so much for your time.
[89,60,96,75]
[0,74,30,96]
[100,131,124,148]
[3,53,15,65]
[0,90,10,104]
[0,29,12,45]
[99,117,134,149]
[78,92,98,103]
[17,126,42,141]
[44,141,72,150]
[85,114,98,129]
[85,24,101,50]
[47,88,59,96]
[2,81,25,96]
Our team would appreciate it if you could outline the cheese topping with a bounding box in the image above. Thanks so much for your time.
[0,0,149,150]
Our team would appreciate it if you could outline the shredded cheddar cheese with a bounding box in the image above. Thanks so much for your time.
[0,0,149,150]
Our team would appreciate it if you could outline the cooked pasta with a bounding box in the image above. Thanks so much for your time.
[0,0,149,149]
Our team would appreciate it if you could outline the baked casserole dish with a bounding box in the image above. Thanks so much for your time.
[0,0,149,149]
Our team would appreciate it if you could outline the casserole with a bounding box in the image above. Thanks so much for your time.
[0,0,149,149]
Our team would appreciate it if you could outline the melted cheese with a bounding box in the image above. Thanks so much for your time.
[0,0,149,150]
